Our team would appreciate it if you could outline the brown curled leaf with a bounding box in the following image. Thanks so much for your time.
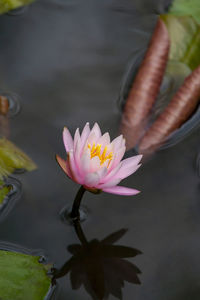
[120,18,170,150]
[0,96,9,116]
[138,64,200,154]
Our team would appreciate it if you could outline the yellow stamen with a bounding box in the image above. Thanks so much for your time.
[88,142,113,166]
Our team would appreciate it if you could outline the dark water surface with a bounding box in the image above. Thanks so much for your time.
[0,0,200,299]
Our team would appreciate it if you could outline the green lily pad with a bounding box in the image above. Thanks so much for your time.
[169,0,200,24]
[0,248,52,300]
[0,138,37,180]
[161,14,200,70]
[0,0,33,14]
[0,179,11,204]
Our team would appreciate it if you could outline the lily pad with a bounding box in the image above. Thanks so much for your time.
[169,0,200,24]
[0,247,52,300]
[0,0,33,14]
[0,179,11,204]
[0,138,37,180]
[161,14,200,70]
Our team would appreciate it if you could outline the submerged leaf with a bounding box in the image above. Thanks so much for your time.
[0,0,33,14]
[0,249,52,300]
[169,0,200,24]
[0,138,36,180]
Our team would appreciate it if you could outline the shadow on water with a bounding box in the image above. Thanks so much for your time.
[52,220,142,300]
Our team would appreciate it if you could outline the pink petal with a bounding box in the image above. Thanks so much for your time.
[84,172,100,187]
[86,123,102,145]
[113,155,142,180]
[55,154,72,178]
[80,149,91,174]
[100,162,122,183]
[80,122,90,152]
[63,127,73,152]
[90,156,101,172]
[74,128,81,151]
[87,132,98,145]
[68,151,83,184]
[103,186,140,196]
[96,166,108,179]
[99,178,121,188]
[112,135,124,151]
[91,123,101,139]
[109,146,126,170]
[97,132,110,147]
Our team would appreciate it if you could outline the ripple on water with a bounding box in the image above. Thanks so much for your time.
[0,91,21,118]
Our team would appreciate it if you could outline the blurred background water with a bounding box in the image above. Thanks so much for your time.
[0,0,200,299]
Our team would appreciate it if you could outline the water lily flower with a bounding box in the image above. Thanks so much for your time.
[56,122,142,195]
[56,123,142,219]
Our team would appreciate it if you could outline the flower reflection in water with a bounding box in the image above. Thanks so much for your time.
[52,221,142,300]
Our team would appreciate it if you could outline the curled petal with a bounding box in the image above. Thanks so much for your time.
[103,186,140,196]
[55,154,72,178]
[63,127,73,152]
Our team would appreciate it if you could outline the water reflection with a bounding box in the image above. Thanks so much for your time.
[52,221,142,300]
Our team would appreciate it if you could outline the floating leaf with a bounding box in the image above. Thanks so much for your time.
[161,14,200,70]
[0,0,33,14]
[169,0,200,24]
[0,138,37,180]
[0,249,52,300]
[0,179,11,205]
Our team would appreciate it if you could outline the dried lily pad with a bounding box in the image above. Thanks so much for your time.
[0,0,33,14]
[169,0,200,24]
[0,138,37,180]
[0,246,52,300]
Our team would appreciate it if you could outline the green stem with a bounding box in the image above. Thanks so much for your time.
[70,185,86,220]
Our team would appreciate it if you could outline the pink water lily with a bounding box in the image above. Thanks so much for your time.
[56,122,142,196]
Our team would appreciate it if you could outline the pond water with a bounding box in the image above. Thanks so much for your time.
[0,0,200,299]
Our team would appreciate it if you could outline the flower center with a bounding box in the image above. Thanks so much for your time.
[88,142,113,166]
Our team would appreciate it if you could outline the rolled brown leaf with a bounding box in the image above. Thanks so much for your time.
[0,95,9,115]
[120,18,170,150]
[138,64,200,154]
